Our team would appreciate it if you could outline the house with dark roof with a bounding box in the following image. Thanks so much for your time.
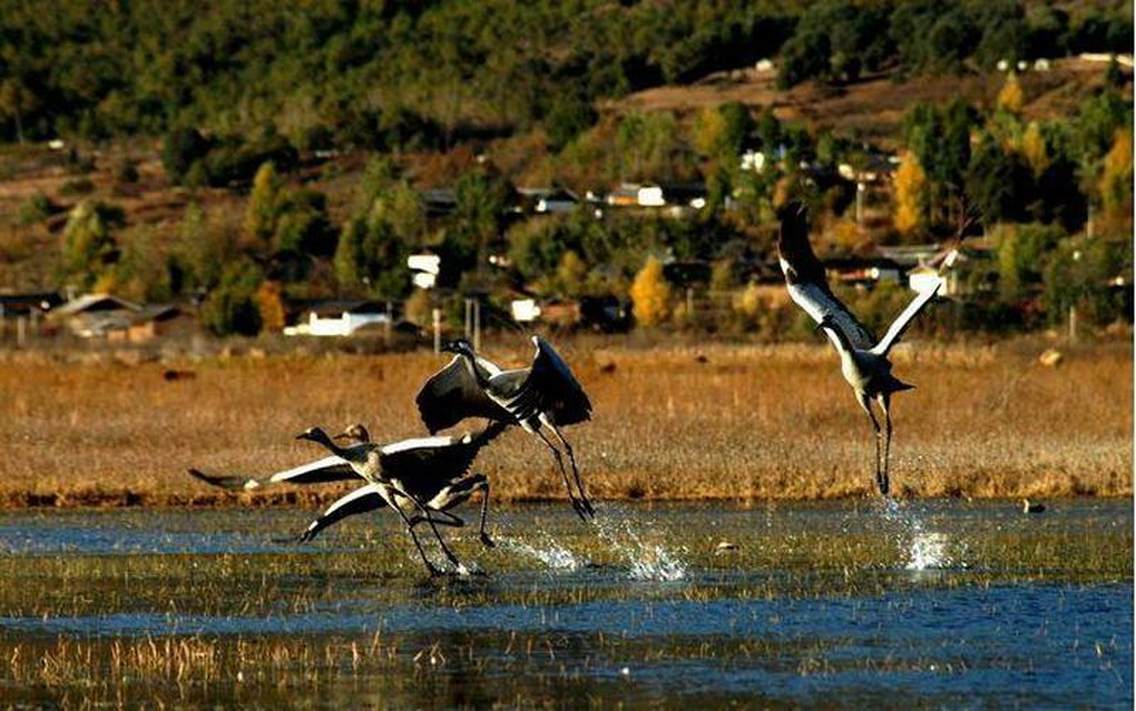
[283,300,391,337]
[48,293,181,341]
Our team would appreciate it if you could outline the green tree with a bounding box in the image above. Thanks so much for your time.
[244,162,282,245]
[162,128,212,184]
[60,201,125,289]
[201,259,264,336]
[274,189,336,257]
[0,78,38,143]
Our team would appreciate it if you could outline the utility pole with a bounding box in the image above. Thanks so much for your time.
[432,308,442,354]
[473,298,481,351]
[384,300,392,346]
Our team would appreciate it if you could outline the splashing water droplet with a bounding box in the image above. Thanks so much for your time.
[592,513,687,581]
[498,535,584,572]
[906,531,951,570]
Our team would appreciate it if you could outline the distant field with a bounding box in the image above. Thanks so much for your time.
[0,335,1129,507]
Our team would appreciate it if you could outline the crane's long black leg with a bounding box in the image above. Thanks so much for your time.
[858,394,885,497]
[879,394,893,498]
[547,421,593,517]
[408,510,465,528]
[473,475,495,548]
[390,504,442,576]
[403,491,465,571]
[535,429,587,521]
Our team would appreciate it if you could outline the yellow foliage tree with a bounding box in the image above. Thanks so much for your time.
[255,280,286,332]
[692,106,727,158]
[893,151,927,235]
[1099,129,1133,217]
[997,73,1024,114]
[1020,122,1049,177]
[630,256,671,327]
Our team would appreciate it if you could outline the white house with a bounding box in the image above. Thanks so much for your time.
[284,301,390,337]
[511,299,542,323]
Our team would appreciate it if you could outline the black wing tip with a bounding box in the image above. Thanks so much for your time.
[186,468,247,492]
[187,468,220,486]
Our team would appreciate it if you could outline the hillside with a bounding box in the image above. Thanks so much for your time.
[0,2,1131,339]
[611,57,1125,147]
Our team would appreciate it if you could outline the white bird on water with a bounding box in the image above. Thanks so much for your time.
[777,201,954,497]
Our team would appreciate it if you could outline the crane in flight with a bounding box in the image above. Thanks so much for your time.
[777,201,953,497]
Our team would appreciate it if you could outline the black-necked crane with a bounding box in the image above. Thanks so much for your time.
[293,422,507,574]
[188,424,371,492]
[415,335,595,519]
[189,423,505,575]
[777,201,951,497]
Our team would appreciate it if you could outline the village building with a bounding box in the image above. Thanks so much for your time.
[283,300,391,337]
[48,293,182,342]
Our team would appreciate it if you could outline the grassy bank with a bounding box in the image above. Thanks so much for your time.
[0,336,1130,507]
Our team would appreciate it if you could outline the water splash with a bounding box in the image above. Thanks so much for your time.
[498,535,585,572]
[906,531,951,571]
[877,500,966,571]
[592,513,687,582]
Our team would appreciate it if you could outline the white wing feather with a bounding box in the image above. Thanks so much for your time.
[870,283,941,357]
[267,455,357,484]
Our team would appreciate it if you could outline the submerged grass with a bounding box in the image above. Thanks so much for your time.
[0,337,1130,506]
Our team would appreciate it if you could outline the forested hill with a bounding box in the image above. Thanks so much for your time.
[0,1,1130,147]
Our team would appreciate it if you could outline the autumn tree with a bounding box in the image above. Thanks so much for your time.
[1098,129,1133,221]
[256,281,286,332]
[630,256,671,327]
[1020,122,1049,177]
[997,72,1024,114]
[894,151,927,235]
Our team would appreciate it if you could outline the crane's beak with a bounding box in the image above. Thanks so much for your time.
[331,430,351,442]
[295,432,311,441]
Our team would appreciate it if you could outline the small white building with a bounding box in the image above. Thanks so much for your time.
[740,150,766,173]
[284,301,390,337]
[636,185,666,207]
[511,299,542,323]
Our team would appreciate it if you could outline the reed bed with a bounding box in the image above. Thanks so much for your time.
[0,337,1129,506]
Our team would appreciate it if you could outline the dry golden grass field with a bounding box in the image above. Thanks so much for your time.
[0,336,1130,507]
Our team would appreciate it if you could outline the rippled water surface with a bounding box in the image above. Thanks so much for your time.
[0,499,1130,707]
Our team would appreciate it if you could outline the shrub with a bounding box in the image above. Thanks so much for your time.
[18,193,58,225]
[201,259,264,336]
[162,128,212,184]
[114,156,139,184]
[59,178,95,197]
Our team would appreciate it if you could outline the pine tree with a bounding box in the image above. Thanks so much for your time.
[244,162,281,245]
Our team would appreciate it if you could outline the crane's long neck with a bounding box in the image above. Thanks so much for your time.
[820,322,854,355]
[310,431,354,461]
[474,420,510,448]
[460,351,493,389]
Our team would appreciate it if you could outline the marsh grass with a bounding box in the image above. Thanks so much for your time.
[0,337,1129,506]
[0,500,1128,707]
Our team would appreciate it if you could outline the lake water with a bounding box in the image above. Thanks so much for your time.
[0,499,1130,707]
